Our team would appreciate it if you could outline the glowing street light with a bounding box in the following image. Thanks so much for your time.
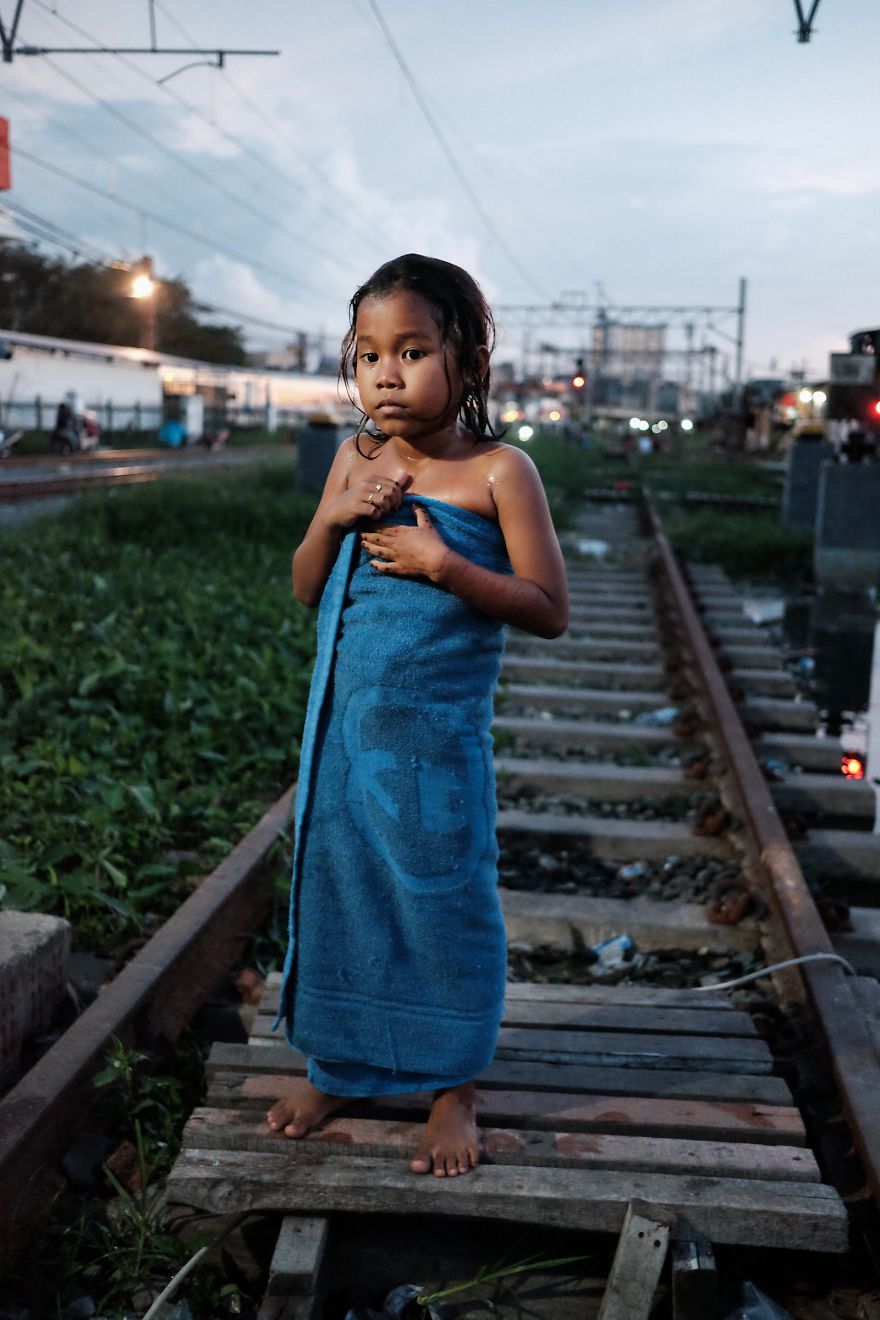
[130,257,157,351]
[131,272,156,300]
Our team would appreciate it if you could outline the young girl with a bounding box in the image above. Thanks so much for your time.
[268,254,568,1178]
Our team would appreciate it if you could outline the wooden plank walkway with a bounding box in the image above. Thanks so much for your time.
[167,975,848,1253]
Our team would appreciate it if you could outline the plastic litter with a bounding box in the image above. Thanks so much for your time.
[723,1281,793,1319]
[59,1300,97,1320]
[575,538,610,559]
[742,597,785,625]
[797,656,816,676]
[662,855,681,872]
[617,862,646,881]
[633,706,679,726]
[590,933,635,977]
[345,1283,452,1320]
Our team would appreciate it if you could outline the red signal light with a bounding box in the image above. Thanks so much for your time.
[841,753,865,780]
[873,399,880,417]
[572,375,586,389]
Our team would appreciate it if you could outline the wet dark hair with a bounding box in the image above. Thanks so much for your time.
[339,253,498,455]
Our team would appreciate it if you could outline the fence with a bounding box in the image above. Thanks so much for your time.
[2,397,164,435]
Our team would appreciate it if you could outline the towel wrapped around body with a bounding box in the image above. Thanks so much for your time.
[275,495,510,1095]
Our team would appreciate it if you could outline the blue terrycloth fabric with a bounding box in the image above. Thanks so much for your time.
[274,495,510,1095]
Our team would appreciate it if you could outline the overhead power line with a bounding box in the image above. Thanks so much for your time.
[1,0,278,63]
[364,0,548,300]
[11,143,337,304]
[31,0,384,264]
[0,196,315,338]
[37,50,360,277]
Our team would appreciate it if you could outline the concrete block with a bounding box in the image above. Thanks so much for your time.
[0,910,71,1086]
[832,907,880,977]
[783,436,835,531]
[815,462,880,589]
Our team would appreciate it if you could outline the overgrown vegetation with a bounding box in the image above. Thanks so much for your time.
[510,434,629,526]
[634,452,783,500]
[0,237,247,362]
[0,464,318,951]
[662,507,812,579]
[7,1035,255,1318]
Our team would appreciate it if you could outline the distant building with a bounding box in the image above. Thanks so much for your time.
[591,317,667,413]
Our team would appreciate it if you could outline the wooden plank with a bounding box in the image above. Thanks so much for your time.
[496,809,732,860]
[501,981,739,1010]
[182,1108,820,1181]
[266,1216,329,1297]
[167,1151,849,1251]
[259,975,740,1013]
[493,714,681,749]
[207,1076,807,1146]
[253,999,759,1040]
[502,658,664,689]
[499,683,668,712]
[209,1043,795,1105]
[492,1026,772,1073]
[597,1203,669,1320]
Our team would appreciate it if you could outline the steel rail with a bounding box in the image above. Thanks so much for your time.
[0,468,163,499]
[0,787,293,1269]
[646,498,880,1208]
[0,452,287,501]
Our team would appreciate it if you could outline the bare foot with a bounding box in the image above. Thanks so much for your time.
[266,1080,353,1138]
[410,1082,479,1178]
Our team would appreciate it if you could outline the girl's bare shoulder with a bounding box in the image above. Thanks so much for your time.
[336,433,382,483]
[480,439,542,488]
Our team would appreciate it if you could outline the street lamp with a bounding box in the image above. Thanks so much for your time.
[130,257,157,351]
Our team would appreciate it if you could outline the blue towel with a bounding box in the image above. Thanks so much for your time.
[275,495,510,1094]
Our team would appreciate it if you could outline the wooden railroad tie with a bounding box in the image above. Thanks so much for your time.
[168,975,848,1320]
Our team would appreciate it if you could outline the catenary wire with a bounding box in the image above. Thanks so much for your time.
[0,197,320,337]
[151,0,385,260]
[363,0,549,300]
[31,0,383,266]
[37,51,360,277]
[10,142,338,304]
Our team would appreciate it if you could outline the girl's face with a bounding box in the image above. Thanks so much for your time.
[354,289,462,440]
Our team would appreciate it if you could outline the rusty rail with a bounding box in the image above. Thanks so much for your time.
[646,499,880,1208]
[0,787,293,1268]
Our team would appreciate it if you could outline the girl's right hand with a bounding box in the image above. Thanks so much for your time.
[326,471,412,529]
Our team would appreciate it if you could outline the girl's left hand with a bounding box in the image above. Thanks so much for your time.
[360,505,450,581]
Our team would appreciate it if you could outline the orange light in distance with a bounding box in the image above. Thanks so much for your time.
[572,375,586,389]
[841,754,865,780]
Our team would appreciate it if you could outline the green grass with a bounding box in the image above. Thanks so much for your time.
[0,463,318,950]
[662,508,812,579]
[633,453,783,500]
[511,433,630,527]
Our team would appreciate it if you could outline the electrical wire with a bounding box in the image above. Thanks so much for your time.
[1,77,207,232]
[11,142,337,303]
[36,50,358,276]
[30,0,382,264]
[684,951,857,993]
[363,0,549,300]
[0,197,114,264]
[151,0,385,258]
[0,193,318,337]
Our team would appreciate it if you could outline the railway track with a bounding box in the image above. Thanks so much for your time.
[0,445,293,501]
[2,494,879,1317]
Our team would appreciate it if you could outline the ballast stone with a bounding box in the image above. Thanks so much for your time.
[0,910,71,1086]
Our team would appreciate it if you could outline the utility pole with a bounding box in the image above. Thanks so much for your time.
[734,277,747,398]
[131,256,157,352]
